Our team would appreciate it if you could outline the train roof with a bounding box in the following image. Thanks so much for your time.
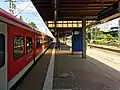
[0,8,31,29]
[0,8,54,39]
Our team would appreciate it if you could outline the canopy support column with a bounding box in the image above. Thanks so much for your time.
[82,17,86,59]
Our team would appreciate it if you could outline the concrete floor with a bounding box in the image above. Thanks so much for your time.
[53,43,120,90]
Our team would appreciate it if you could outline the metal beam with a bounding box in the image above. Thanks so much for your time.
[59,4,111,7]
[59,7,106,10]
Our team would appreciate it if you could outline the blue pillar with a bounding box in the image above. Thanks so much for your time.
[72,29,83,54]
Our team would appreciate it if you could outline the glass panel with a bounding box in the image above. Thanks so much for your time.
[78,23,82,27]
[26,37,32,53]
[68,24,72,27]
[36,37,40,49]
[73,24,77,27]
[14,36,24,60]
[0,34,5,68]
[48,24,53,27]
[57,21,62,23]
[68,21,72,23]
[78,21,82,23]
[63,24,67,27]
[48,24,55,27]
[73,21,77,23]
[63,21,67,23]
[40,38,42,43]
[57,24,62,27]
[48,21,54,24]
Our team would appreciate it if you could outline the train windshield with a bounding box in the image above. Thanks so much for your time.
[0,34,5,68]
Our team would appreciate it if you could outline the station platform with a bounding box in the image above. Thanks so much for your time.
[88,44,120,53]
[15,43,120,90]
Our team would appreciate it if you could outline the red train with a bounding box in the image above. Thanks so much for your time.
[0,9,53,90]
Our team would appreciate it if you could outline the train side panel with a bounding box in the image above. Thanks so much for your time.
[8,24,34,88]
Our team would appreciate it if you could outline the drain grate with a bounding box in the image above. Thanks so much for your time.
[53,72,85,90]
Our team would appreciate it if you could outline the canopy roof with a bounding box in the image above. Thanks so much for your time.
[31,0,117,21]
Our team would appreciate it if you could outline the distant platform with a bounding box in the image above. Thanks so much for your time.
[88,44,120,53]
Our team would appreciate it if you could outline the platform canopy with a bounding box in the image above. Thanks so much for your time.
[31,0,117,21]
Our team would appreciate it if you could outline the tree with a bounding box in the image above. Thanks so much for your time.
[90,27,100,40]
[106,34,113,41]
[86,28,92,42]
[20,16,23,21]
[28,22,36,28]
[99,34,107,40]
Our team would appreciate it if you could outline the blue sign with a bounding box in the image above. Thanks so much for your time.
[72,31,83,52]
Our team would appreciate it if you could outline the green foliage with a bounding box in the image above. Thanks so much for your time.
[87,27,119,46]
[99,34,107,40]
[87,27,103,40]
[92,39,106,44]
[28,22,36,28]
[20,16,23,21]
[106,34,113,40]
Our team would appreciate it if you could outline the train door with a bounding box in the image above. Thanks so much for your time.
[42,35,44,50]
[0,22,8,90]
[34,32,43,60]
[25,30,34,64]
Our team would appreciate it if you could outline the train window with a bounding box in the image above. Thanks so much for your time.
[44,38,48,43]
[36,38,40,49]
[0,34,5,68]
[40,38,43,44]
[13,36,24,60]
[26,37,32,53]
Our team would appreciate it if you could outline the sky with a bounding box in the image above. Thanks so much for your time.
[97,18,119,31]
[0,0,54,38]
